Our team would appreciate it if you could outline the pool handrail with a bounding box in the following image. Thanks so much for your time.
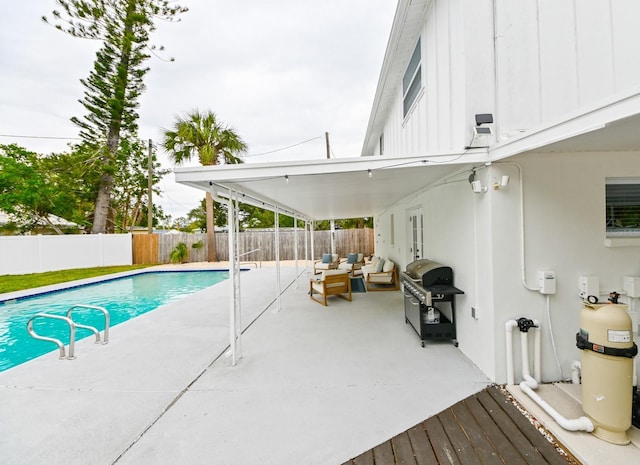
[66,304,110,344]
[26,313,76,360]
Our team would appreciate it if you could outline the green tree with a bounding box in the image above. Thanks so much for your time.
[110,139,170,232]
[0,144,79,233]
[43,0,187,234]
[162,110,247,261]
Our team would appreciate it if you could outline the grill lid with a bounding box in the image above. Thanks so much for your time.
[405,259,453,286]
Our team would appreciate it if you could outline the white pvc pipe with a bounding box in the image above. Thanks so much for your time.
[505,320,518,385]
[520,329,538,389]
[516,322,594,433]
[533,319,541,382]
[519,381,594,432]
[571,361,581,384]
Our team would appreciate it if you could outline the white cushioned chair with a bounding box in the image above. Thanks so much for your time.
[309,269,352,306]
[362,257,399,291]
[337,253,364,276]
[313,253,339,274]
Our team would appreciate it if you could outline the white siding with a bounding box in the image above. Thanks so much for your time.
[495,0,640,138]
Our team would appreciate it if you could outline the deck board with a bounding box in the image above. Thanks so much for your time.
[342,386,580,465]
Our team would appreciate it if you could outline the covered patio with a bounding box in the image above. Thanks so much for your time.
[0,263,490,464]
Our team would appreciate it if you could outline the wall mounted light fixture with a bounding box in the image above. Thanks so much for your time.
[493,175,510,190]
[474,113,493,136]
[471,180,487,193]
[368,169,372,178]
[466,113,494,149]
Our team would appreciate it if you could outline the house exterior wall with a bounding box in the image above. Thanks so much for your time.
[494,0,640,139]
[375,151,640,383]
[366,0,640,383]
[374,0,640,157]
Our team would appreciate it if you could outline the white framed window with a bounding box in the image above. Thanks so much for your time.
[402,38,422,117]
[606,178,640,238]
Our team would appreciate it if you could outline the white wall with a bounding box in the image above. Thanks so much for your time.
[381,0,493,157]
[375,151,640,383]
[495,152,640,384]
[494,0,640,139]
[0,234,133,275]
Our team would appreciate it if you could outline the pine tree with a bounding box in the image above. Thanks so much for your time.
[43,0,187,233]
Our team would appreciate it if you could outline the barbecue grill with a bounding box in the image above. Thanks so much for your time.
[401,259,464,347]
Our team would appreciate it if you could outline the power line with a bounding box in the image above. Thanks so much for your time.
[0,134,82,141]
[243,135,325,158]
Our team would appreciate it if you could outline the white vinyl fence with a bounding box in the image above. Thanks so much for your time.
[0,234,132,276]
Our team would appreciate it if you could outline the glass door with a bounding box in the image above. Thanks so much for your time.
[408,207,424,262]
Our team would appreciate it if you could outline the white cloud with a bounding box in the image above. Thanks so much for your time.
[0,0,396,219]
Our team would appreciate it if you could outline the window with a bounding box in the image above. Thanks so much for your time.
[606,178,640,237]
[379,133,384,155]
[403,38,422,117]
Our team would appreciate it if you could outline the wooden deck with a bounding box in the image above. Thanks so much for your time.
[343,385,580,465]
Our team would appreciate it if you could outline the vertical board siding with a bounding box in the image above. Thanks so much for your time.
[132,229,375,264]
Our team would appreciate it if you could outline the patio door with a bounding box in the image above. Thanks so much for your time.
[408,207,424,262]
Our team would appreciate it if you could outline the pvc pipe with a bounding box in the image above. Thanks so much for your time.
[571,361,581,384]
[533,319,541,382]
[520,330,538,389]
[505,320,518,385]
[519,381,594,432]
[517,324,594,433]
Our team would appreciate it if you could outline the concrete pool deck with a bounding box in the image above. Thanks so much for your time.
[0,262,491,465]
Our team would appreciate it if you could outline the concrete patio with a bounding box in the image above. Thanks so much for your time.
[0,263,491,465]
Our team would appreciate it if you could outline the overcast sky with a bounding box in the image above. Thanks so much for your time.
[0,1,396,220]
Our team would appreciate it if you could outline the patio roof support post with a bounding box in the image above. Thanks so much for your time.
[227,187,241,366]
[310,221,315,263]
[275,206,282,312]
[294,214,299,288]
[304,221,309,272]
[330,220,336,255]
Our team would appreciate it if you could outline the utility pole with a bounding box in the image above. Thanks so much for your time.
[147,139,153,234]
[325,131,330,159]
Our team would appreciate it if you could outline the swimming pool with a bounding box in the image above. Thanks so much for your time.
[0,270,229,372]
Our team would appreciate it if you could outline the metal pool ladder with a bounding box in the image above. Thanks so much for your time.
[26,304,110,361]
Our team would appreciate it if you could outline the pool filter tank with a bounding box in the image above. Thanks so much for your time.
[576,303,638,444]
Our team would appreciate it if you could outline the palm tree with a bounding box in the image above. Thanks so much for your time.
[162,110,247,261]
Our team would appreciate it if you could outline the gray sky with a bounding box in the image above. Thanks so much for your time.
[0,1,396,220]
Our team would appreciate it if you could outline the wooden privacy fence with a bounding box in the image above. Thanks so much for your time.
[132,228,375,264]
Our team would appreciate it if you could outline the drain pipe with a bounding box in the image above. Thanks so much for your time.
[520,319,594,432]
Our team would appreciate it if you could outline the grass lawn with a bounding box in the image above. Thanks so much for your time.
[0,265,153,294]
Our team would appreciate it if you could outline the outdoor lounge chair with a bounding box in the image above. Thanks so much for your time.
[337,253,364,276]
[309,269,352,306]
[313,253,339,274]
[362,257,399,291]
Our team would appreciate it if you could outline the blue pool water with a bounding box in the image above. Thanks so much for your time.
[0,270,229,372]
